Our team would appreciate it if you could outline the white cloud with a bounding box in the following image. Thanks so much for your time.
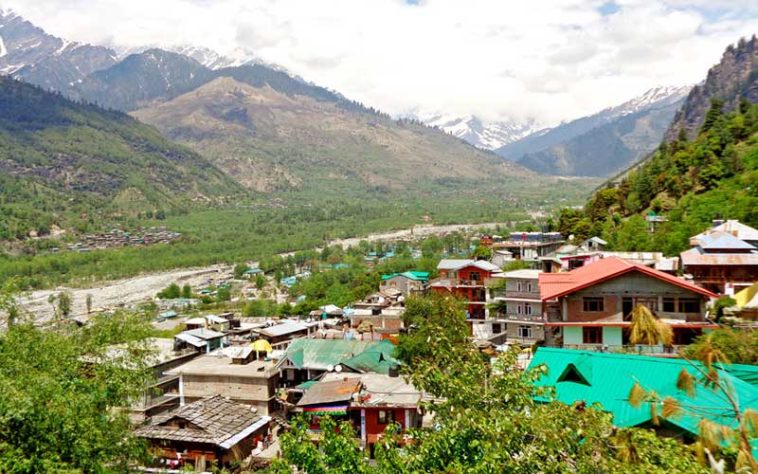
[3,0,757,124]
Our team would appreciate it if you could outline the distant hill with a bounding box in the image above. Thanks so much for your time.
[132,76,532,194]
[0,76,239,239]
[417,114,543,150]
[665,36,758,142]
[557,38,758,256]
[496,86,689,177]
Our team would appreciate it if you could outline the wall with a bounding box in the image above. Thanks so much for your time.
[182,374,278,415]
[505,322,545,342]
[563,326,583,345]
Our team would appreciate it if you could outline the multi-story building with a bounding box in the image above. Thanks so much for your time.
[682,220,758,295]
[490,269,545,343]
[430,259,501,320]
[539,257,717,352]
[489,232,564,266]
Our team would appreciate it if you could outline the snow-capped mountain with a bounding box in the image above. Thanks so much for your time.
[602,85,692,120]
[0,9,117,89]
[417,113,544,150]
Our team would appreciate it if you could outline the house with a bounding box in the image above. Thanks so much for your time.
[379,271,430,296]
[490,249,514,268]
[489,269,544,343]
[166,347,280,415]
[295,372,424,455]
[489,232,564,264]
[431,259,501,320]
[185,314,232,332]
[135,395,271,470]
[276,339,398,386]
[682,221,758,295]
[529,348,758,442]
[174,328,227,354]
[539,257,717,351]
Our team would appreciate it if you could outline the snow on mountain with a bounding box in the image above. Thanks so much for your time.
[0,33,7,58]
[601,85,692,120]
[417,113,544,150]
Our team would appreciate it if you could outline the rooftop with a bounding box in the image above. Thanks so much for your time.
[501,269,542,280]
[437,259,500,272]
[691,220,758,243]
[697,231,756,252]
[135,395,270,448]
[255,320,309,338]
[680,248,758,267]
[539,256,716,301]
[322,372,424,408]
[279,339,396,372]
[166,348,277,378]
[381,271,430,282]
[529,348,758,437]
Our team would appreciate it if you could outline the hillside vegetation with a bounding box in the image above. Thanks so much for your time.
[559,99,758,255]
[0,77,241,240]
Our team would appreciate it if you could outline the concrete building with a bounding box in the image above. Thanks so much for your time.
[166,347,280,415]
[490,269,545,344]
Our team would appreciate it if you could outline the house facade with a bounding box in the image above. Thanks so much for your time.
[379,271,429,296]
[430,259,500,320]
[682,221,758,295]
[540,257,717,351]
[490,269,545,343]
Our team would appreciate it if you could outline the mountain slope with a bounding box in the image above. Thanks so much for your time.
[496,86,689,176]
[132,76,531,194]
[558,38,758,256]
[517,99,683,177]
[0,10,117,90]
[665,36,758,141]
[0,76,239,238]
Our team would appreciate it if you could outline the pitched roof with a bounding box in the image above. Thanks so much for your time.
[692,220,758,243]
[255,321,309,338]
[280,339,383,371]
[135,395,270,448]
[529,348,758,436]
[297,378,361,407]
[502,269,542,279]
[381,271,430,282]
[438,259,500,272]
[539,256,716,301]
[698,231,756,251]
[340,340,400,375]
[322,372,424,408]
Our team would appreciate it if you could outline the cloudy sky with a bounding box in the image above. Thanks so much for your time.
[3,0,758,125]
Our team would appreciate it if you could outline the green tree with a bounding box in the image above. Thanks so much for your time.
[157,283,181,299]
[233,263,248,279]
[181,283,192,299]
[255,274,266,291]
[57,291,73,319]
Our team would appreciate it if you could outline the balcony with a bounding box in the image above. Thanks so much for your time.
[503,314,544,323]
[432,278,487,288]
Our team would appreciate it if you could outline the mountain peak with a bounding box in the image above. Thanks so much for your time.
[416,112,543,150]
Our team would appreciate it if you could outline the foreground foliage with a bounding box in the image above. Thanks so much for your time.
[0,309,154,473]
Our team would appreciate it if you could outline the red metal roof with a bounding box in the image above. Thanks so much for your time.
[539,256,717,301]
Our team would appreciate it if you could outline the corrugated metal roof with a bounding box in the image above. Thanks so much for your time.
[297,378,361,407]
[256,321,308,337]
[692,220,758,243]
[529,348,758,436]
[698,231,756,251]
[680,248,758,266]
[539,256,716,300]
[282,339,394,371]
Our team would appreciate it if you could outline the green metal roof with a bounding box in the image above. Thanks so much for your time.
[380,271,430,282]
[529,348,758,438]
[283,339,396,372]
[341,340,400,375]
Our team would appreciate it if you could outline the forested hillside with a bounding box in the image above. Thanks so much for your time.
[558,99,758,255]
[0,77,240,240]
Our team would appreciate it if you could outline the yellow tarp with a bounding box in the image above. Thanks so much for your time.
[250,338,273,353]
[735,283,758,309]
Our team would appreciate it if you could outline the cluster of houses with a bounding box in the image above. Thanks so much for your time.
[124,219,757,471]
[65,227,182,252]
[426,220,757,352]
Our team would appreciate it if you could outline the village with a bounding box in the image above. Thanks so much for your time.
[64,218,758,472]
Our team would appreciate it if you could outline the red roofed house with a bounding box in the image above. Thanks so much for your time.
[539,257,717,351]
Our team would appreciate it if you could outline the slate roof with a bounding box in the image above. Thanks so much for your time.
[135,395,270,449]
[529,348,758,437]
[539,256,716,301]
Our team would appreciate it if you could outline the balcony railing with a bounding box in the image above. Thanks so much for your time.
[555,344,685,354]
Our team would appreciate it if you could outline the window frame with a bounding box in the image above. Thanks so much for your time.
[582,297,605,312]
[582,326,603,344]
[678,298,700,313]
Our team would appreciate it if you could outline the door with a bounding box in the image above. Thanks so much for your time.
[622,298,634,321]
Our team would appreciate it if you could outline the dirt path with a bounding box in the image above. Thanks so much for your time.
[18,221,508,322]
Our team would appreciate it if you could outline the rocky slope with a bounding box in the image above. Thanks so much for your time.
[665,35,758,141]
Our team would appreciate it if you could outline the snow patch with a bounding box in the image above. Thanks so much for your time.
[0,33,6,58]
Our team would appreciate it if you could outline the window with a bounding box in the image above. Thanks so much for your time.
[526,282,533,292]
[492,323,502,334]
[517,281,523,292]
[583,297,604,312]
[524,304,532,315]
[582,327,603,344]
[662,297,675,313]
[678,298,700,313]
[378,410,395,425]
[518,325,533,339]
[517,304,523,315]
[469,272,481,282]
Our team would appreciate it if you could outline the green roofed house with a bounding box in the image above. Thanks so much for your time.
[529,348,758,447]
[380,271,430,296]
[276,339,399,386]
